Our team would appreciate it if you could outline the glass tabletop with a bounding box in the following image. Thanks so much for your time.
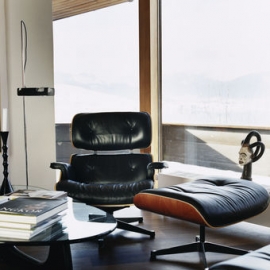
[0,191,117,245]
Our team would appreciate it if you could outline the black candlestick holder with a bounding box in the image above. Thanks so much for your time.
[0,131,13,195]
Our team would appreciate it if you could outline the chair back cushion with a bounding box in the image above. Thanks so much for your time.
[72,112,151,151]
[71,153,153,184]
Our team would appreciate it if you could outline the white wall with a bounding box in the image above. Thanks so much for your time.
[0,0,56,189]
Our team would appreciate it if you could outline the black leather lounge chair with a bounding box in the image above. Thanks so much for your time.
[50,111,167,244]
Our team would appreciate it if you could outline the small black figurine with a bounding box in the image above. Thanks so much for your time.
[238,130,265,180]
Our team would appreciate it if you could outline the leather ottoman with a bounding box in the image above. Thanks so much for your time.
[134,176,270,267]
[209,244,270,270]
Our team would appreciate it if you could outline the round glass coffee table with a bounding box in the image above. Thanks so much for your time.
[0,198,117,270]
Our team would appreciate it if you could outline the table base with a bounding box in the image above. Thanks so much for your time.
[0,243,73,269]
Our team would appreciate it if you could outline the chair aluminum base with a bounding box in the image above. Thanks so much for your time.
[89,213,155,249]
[150,225,248,269]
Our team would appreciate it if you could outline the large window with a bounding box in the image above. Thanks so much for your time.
[162,0,270,127]
[53,1,139,124]
[53,0,270,178]
[162,0,270,178]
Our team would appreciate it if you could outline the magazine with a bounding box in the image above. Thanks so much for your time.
[9,189,67,200]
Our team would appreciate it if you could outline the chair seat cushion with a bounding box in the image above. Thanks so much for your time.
[134,177,269,227]
[57,179,154,205]
[209,244,270,270]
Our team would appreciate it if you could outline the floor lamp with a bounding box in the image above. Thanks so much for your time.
[16,20,54,190]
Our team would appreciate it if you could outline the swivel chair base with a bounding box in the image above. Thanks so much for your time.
[89,212,155,248]
[117,219,155,238]
[89,212,154,238]
[150,225,247,269]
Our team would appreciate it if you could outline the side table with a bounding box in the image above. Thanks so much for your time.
[0,198,117,269]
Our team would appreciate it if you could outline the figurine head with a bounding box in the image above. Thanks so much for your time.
[239,144,253,166]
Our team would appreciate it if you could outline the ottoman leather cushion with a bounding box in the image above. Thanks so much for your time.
[134,177,269,227]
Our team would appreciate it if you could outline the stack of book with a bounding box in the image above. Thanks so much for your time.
[0,190,68,240]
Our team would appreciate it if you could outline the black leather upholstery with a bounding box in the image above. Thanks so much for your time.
[56,153,154,205]
[72,112,151,151]
[134,176,270,227]
[209,244,270,270]
[52,112,156,206]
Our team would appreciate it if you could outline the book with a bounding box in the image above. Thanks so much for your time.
[0,197,68,224]
[0,211,66,230]
[0,221,65,240]
[0,215,65,239]
[28,190,67,199]
[9,189,67,200]
[31,221,65,241]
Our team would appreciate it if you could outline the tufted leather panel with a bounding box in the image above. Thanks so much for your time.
[209,244,270,270]
[72,112,151,151]
[134,176,270,227]
[55,153,154,205]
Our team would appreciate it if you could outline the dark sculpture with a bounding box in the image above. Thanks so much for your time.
[0,131,13,195]
[239,130,265,180]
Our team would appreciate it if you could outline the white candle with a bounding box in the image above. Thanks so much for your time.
[1,108,8,132]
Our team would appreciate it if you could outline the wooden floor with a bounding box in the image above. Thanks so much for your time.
[1,207,270,270]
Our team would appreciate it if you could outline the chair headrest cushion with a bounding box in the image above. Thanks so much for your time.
[72,112,152,151]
